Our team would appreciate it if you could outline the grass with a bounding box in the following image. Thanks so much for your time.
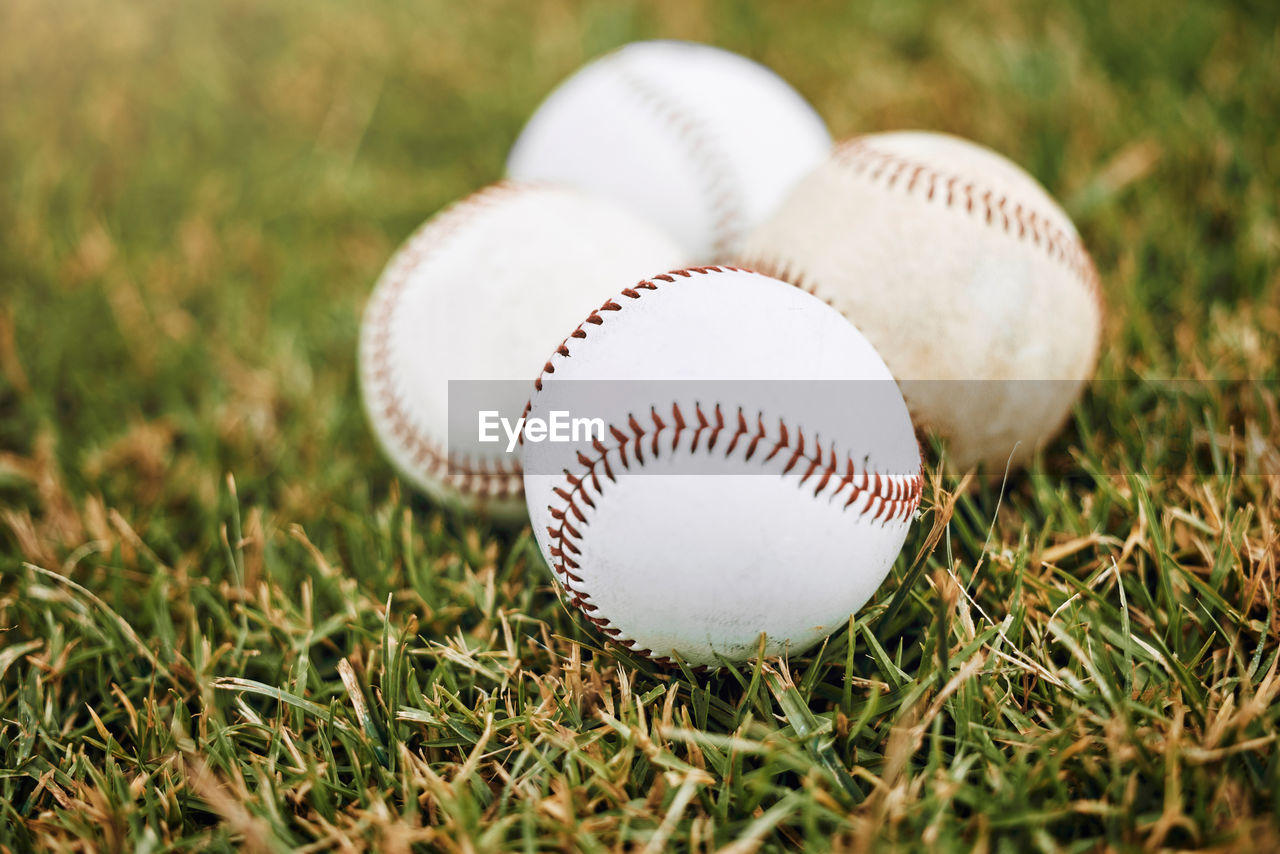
[1,0,1278,849]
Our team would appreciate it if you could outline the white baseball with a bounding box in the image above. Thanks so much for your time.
[359,182,687,520]
[507,40,832,261]
[523,266,922,667]
[739,132,1103,471]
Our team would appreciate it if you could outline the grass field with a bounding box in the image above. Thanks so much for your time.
[2,0,1279,850]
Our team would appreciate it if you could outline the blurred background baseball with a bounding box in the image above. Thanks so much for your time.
[507,40,832,260]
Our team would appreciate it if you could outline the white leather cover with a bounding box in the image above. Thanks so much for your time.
[523,267,922,666]
[740,132,1103,470]
[508,41,832,261]
[359,182,687,520]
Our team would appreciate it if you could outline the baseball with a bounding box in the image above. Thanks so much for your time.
[507,40,832,261]
[358,182,687,520]
[739,132,1103,471]
[522,266,923,667]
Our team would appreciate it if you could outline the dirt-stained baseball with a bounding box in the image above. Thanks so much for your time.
[739,132,1103,471]
[522,266,923,666]
[507,40,832,261]
[359,182,687,520]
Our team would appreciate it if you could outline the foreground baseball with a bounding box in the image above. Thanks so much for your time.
[507,40,832,261]
[739,132,1103,471]
[359,182,686,519]
[523,266,922,666]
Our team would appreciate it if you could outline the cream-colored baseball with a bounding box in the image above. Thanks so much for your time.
[358,182,687,520]
[739,132,1103,471]
[523,266,923,667]
[507,40,832,261]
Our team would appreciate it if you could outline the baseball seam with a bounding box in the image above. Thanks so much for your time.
[361,181,527,499]
[743,136,1103,313]
[609,57,746,259]
[526,265,925,664]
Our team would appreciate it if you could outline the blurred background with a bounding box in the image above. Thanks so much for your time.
[2,0,1276,539]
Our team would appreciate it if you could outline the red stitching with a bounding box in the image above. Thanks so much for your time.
[524,265,924,664]
[830,137,1102,309]
[522,266,742,421]
[610,59,745,258]
[542,403,923,663]
[362,182,527,499]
